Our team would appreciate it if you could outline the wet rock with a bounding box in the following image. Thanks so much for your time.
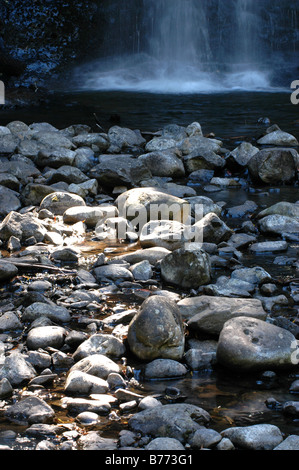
[0,378,13,398]
[5,396,55,425]
[230,266,272,285]
[76,411,100,426]
[112,247,171,266]
[0,261,18,282]
[248,148,299,184]
[72,333,126,361]
[184,339,218,370]
[204,275,255,297]
[127,296,185,361]
[50,247,80,263]
[64,370,109,395]
[39,191,86,215]
[138,149,185,178]
[69,354,120,380]
[23,302,71,323]
[143,359,188,379]
[145,437,185,450]
[138,396,162,410]
[26,350,52,370]
[160,246,211,289]
[217,317,298,371]
[221,424,283,450]
[180,296,267,334]
[128,403,210,443]
[256,201,299,220]
[26,325,66,350]
[226,200,258,218]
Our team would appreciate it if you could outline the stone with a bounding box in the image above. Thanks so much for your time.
[193,212,232,244]
[184,340,218,370]
[186,196,222,218]
[39,191,86,216]
[5,396,55,425]
[140,220,191,251]
[257,201,299,220]
[0,210,47,245]
[145,437,185,451]
[93,265,134,283]
[257,130,299,146]
[0,352,37,385]
[68,179,98,198]
[138,150,185,178]
[69,354,120,380]
[274,435,299,450]
[50,247,80,263]
[37,147,76,168]
[0,186,21,217]
[0,312,22,331]
[0,261,18,283]
[143,359,188,379]
[217,317,298,371]
[72,333,126,361]
[89,155,151,187]
[221,424,283,450]
[138,396,162,410]
[108,126,145,149]
[250,240,288,253]
[76,411,100,426]
[227,141,259,169]
[112,247,171,266]
[64,370,109,395]
[160,246,211,289]
[26,326,66,350]
[22,302,71,323]
[0,378,13,398]
[258,214,299,236]
[179,295,267,335]
[115,187,190,230]
[77,432,117,450]
[127,296,185,361]
[189,427,222,449]
[129,403,210,443]
[248,148,299,184]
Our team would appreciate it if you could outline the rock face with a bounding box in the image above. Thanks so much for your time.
[217,317,298,371]
[127,296,185,361]
[248,148,299,184]
[160,246,211,289]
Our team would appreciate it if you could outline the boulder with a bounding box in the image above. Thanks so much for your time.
[26,326,66,350]
[127,296,185,361]
[143,359,188,379]
[192,212,232,244]
[72,333,126,361]
[140,220,191,251]
[248,148,299,184]
[0,211,46,244]
[257,130,299,146]
[138,149,185,178]
[221,424,284,450]
[5,396,55,425]
[0,186,21,217]
[258,214,299,236]
[0,261,18,283]
[89,155,151,187]
[69,354,120,379]
[217,317,298,371]
[160,246,211,289]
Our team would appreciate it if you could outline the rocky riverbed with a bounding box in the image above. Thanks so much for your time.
[0,119,298,451]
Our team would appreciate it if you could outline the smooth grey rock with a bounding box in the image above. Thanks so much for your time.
[189,427,222,449]
[193,212,232,244]
[145,437,185,450]
[129,403,210,443]
[217,317,298,371]
[0,261,18,282]
[248,148,299,184]
[0,352,36,385]
[69,354,120,379]
[0,186,21,217]
[64,370,109,395]
[77,431,117,450]
[143,359,188,379]
[140,220,191,251]
[221,424,283,450]
[258,214,299,236]
[0,311,22,331]
[26,326,66,350]
[274,435,299,450]
[5,396,55,425]
[39,191,86,216]
[138,150,185,178]
[127,296,185,361]
[73,333,126,361]
[22,302,71,323]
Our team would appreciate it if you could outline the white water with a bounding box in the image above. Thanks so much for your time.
[75,0,281,94]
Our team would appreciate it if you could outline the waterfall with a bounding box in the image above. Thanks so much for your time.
[75,0,293,94]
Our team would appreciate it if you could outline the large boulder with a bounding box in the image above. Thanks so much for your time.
[217,317,298,371]
[89,155,152,187]
[256,201,299,220]
[221,424,284,450]
[39,191,86,216]
[138,150,185,178]
[248,148,299,184]
[0,211,46,244]
[258,214,299,237]
[178,295,267,335]
[127,296,185,361]
[160,246,211,289]
[257,130,299,146]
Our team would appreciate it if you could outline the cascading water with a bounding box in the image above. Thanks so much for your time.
[74,0,296,94]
